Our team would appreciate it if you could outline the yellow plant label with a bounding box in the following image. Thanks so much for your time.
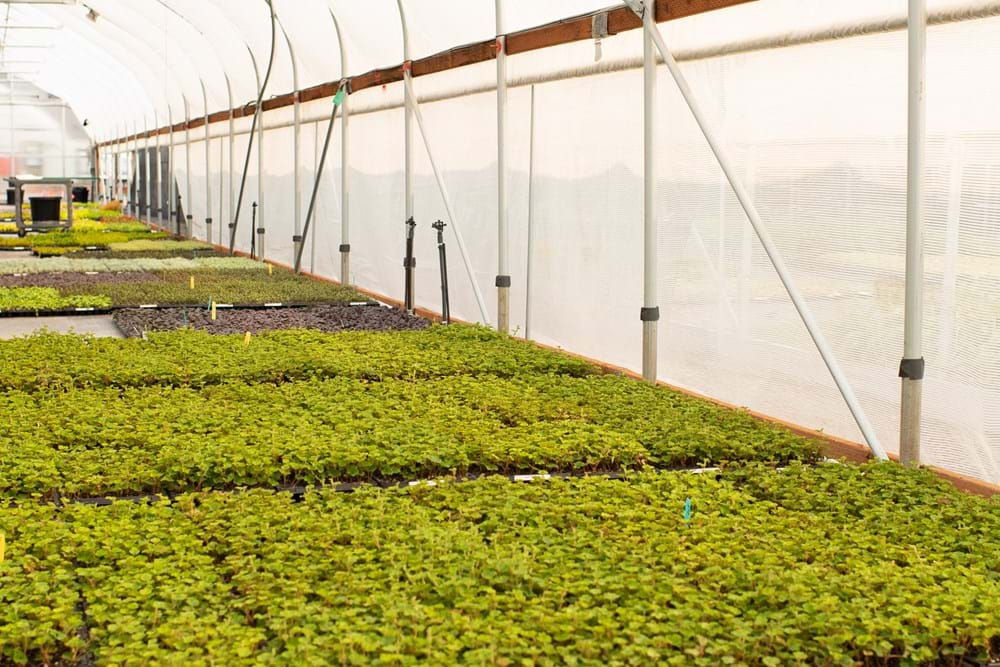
[268,264,273,276]
[0,533,5,564]
[244,331,252,346]
[211,302,217,321]
[189,276,195,290]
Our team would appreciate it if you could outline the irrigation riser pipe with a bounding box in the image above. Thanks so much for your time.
[432,219,450,324]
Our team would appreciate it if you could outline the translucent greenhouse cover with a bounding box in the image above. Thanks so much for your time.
[4,0,1000,486]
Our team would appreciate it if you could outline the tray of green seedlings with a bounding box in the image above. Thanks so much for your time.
[72,239,223,260]
[0,465,996,666]
[56,266,368,308]
[112,302,426,337]
[0,326,598,392]
[0,287,111,315]
[0,369,820,499]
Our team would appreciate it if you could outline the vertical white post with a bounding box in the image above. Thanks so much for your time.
[143,118,151,222]
[524,84,536,341]
[641,6,658,385]
[131,120,138,217]
[227,92,234,248]
[154,112,162,223]
[279,19,302,265]
[397,0,415,311]
[900,0,927,466]
[495,0,511,334]
[257,72,265,260]
[332,10,351,286]
[9,80,15,179]
[60,104,67,178]
[168,108,175,233]
[184,97,193,238]
[218,120,224,245]
[201,80,212,244]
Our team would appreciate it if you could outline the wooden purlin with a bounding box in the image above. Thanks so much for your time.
[99,0,754,147]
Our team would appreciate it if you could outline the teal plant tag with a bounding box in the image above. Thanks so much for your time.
[334,88,346,105]
[683,497,692,524]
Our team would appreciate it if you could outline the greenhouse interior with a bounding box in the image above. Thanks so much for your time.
[0,0,997,664]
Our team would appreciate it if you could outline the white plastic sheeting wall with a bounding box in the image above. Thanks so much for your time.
[102,1,1000,485]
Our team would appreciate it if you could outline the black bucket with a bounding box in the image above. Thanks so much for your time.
[5,188,14,205]
[72,187,89,204]
[29,196,62,223]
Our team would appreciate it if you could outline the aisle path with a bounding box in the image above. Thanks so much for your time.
[0,314,123,339]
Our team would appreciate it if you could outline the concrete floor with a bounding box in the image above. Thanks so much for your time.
[0,314,123,339]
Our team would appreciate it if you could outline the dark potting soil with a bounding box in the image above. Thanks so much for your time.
[0,271,163,288]
[113,304,430,337]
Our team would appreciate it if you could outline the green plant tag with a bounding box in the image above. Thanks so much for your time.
[334,88,346,105]
[683,497,692,524]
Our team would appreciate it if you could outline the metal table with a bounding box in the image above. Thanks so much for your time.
[6,177,76,237]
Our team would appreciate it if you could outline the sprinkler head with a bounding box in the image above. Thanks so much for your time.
[431,220,446,231]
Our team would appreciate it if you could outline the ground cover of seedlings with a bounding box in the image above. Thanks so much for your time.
[113,304,428,337]
[0,224,996,665]
[0,271,160,289]
[0,466,997,666]
[53,268,366,307]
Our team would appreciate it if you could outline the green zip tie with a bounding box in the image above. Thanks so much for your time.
[333,88,346,105]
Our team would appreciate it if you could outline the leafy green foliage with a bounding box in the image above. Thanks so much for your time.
[0,229,166,249]
[0,326,596,392]
[0,469,996,665]
[54,268,364,306]
[0,256,263,275]
[105,239,215,252]
[0,374,816,498]
[0,287,111,312]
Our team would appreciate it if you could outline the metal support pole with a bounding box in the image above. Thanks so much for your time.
[60,104,66,178]
[201,80,213,245]
[143,119,151,222]
[227,89,235,247]
[332,10,351,286]
[167,108,175,234]
[257,76,266,262]
[397,0,415,303]
[219,120,225,245]
[525,85,536,340]
[627,0,888,459]
[900,0,927,466]
[495,0,511,334]
[130,120,138,217]
[114,126,120,202]
[278,19,303,267]
[433,219,451,324]
[403,74,492,325]
[8,80,14,179]
[154,112,162,221]
[183,96,192,238]
[641,7,658,385]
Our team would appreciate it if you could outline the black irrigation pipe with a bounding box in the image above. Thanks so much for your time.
[0,301,380,318]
